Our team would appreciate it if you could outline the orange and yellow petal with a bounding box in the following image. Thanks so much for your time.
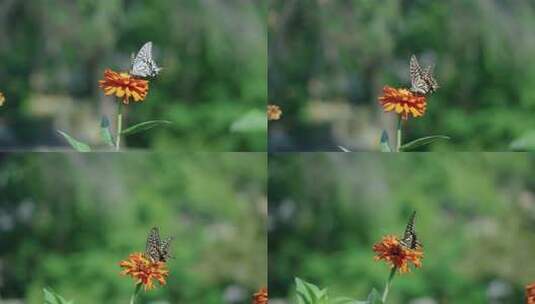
[119,252,169,291]
[267,104,282,121]
[527,283,535,304]
[372,235,423,273]
[378,86,427,120]
[253,287,268,304]
[99,69,149,104]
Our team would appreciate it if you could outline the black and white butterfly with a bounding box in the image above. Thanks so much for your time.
[399,211,422,249]
[145,227,174,263]
[130,42,162,78]
[409,55,439,96]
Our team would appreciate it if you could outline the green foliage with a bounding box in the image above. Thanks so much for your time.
[120,120,172,136]
[268,0,535,151]
[43,288,74,304]
[0,1,266,151]
[400,135,450,151]
[294,278,383,304]
[57,131,92,152]
[99,116,115,147]
[270,154,533,303]
[0,153,267,303]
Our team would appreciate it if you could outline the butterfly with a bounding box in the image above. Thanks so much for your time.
[130,41,162,78]
[145,227,174,263]
[399,211,422,249]
[409,54,439,96]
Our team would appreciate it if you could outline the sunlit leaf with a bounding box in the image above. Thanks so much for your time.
[510,130,535,151]
[400,135,450,151]
[230,109,267,133]
[44,288,74,304]
[57,131,91,152]
[121,120,172,136]
[338,146,352,152]
[295,277,328,304]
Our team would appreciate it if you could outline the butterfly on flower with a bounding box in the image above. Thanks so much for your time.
[145,227,174,263]
[399,211,422,250]
[409,55,439,96]
[130,42,162,78]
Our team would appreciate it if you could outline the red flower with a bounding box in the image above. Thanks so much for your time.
[99,69,149,104]
[119,252,169,291]
[378,86,427,120]
[373,235,423,273]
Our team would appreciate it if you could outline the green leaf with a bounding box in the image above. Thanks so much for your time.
[366,289,383,304]
[44,288,74,304]
[380,130,392,152]
[121,120,172,136]
[338,146,352,152]
[400,135,450,151]
[230,109,267,133]
[295,277,328,304]
[332,297,368,304]
[100,116,115,147]
[510,130,535,151]
[57,130,91,152]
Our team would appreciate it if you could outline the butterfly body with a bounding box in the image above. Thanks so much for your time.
[409,55,439,96]
[145,227,174,263]
[131,42,162,78]
[400,211,422,249]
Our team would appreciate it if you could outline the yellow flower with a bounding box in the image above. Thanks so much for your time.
[378,86,427,120]
[267,104,282,121]
[253,287,268,304]
[0,92,5,106]
[373,235,423,273]
[119,252,169,291]
[99,69,149,104]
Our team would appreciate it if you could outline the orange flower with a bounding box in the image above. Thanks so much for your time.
[267,104,282,121]
[119,252,169,291]
[378,86,427,120]
[99,69,149,104]
[373,235,423,273]
[253,287,268,304]
[0,92,5,106]
[527,283,535,304]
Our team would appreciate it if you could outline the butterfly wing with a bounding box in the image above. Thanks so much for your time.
[145,227,161,262]
[401,211,422,249]
[131,42,153,77]
[159,236,174,262]
[409,55,430,95]
[423,65,439,93]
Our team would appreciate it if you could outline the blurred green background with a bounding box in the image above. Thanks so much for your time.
[268,0,535,151]
[269,153,535,303]
[0,153,266,303]
[0,0,266,151]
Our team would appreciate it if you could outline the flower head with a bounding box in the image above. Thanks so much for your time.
[119,252,169,291]
[378,86,427,120]
[268,104,282,121]
[99,69,149,104]
[253,287,268,304]
[373,235,423,273]
[527,283,535,304]
[0,92,5,106]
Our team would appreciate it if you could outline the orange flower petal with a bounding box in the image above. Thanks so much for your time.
[372,235,424,274]
[119,252,169,291]
[99,69,149,104]
[378,86,427,120]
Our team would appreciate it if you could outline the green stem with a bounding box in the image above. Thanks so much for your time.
[396,116,402,152]
[381,267,397,303]
[129,283,142,304]
[116,102,123,151]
